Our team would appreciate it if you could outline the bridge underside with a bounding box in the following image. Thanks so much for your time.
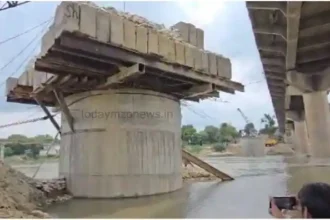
[247,1,330,157]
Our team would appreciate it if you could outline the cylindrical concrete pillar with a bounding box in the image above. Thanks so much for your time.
[303,91,330,158]
[59,89,182,198]
[293,120,309,155]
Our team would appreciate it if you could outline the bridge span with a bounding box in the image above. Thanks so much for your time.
[247,1,330,158]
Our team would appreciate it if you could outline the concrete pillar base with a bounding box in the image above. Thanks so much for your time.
[303,91,330,158]
[293,120,309,155]
[59,89,182,198]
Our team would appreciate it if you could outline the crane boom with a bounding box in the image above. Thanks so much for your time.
[237,108,257,137]
[237,108,250,124]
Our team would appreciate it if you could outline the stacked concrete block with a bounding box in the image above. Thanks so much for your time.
[216,56,232,79]
[207,52,218,76]
[196,28,204,49]
[45,1,232,80]
[158,34,175,62]
[171,22,189,42]
[96,10,110,42]
[147,29,159,55]
[136,26,148,54]
[109,13,124,46]
[171,22,204,50]
[184,45,195,68]
[174,41,185,65]
[80,3,97,38]
[123,19,136,50]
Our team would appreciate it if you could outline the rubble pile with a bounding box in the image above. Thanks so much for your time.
[0,161,70,218]
[182,164,218,182]
[35,178,72,205]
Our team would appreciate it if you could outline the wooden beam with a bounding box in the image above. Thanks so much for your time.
[34,95,61,134]
[183,84,214,98]
[59,33,244,93]
[53,88,74,132]
[97,63,146,89]
[286,2,302,70]
[182,149,234,181]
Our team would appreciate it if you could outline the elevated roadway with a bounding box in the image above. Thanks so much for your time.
[247,1,330,158]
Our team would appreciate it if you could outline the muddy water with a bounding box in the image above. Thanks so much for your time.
[14,156,330,218]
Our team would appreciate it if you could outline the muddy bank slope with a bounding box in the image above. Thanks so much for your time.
[0,161,70,218]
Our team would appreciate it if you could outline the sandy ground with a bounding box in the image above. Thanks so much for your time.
[182,164,218,182]
[0,161,70,218]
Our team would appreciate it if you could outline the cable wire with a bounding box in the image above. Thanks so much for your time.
[0,17,53,46]
[0,114,56,129]
[0,20,49,72]
[0,20,51,88]
[0,1,29,12]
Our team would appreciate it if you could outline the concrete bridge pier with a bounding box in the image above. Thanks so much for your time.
[293,120,309,156]
[303,91,330,158]
[59,89,182,198]
[286,111,310,157]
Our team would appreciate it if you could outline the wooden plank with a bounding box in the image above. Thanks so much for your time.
[53,88,74,132]
[182,149,234,181]
[183,83,214,98]
[34,96,61,134]
[97,63,145,89]
[59,33,244,92]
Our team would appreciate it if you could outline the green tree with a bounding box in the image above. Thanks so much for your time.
[4,147,13,157]
[31,134,54,144]
[213,142,226,152]
[7,134,29,143]
[204,125,220,143]
[260,114,277,136]
[219,123,239,144]
[244,122,256,136]
[181,125,197,143]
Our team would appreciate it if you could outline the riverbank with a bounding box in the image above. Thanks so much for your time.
[184,143,294,157]
[0,161,71,218]
[4,155,59,166]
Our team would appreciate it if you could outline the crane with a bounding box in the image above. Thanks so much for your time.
[237,108,257,137]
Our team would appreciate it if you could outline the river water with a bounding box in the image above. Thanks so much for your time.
[14,155,330,218]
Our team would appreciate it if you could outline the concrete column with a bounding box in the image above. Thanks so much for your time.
[293,120,309,155]
[303,91,330,157]
[60,89,182,198]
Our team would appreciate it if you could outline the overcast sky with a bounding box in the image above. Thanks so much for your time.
[0,1,276,138]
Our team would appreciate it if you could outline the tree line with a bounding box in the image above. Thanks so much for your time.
[1,113,277,156]
[182,113,278,152]
[1,134,60,158]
